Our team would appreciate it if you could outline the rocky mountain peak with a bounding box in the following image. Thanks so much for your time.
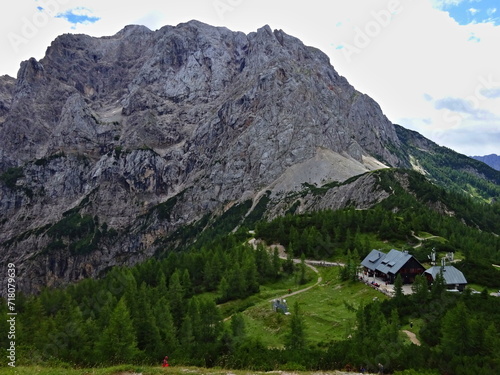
[18,57,46,83]
[1,21,407,293]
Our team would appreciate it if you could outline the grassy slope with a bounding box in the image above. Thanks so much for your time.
[237,267,386,348]
[2,267,386,375]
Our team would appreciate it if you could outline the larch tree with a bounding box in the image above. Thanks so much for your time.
[285,301,306,351]
[96,297,139,364]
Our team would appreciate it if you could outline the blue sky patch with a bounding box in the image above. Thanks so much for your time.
[56,7,101,26]
[437,0,500,26]
[468,32,481,42]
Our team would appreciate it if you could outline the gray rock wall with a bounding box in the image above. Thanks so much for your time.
[0,21,403,293]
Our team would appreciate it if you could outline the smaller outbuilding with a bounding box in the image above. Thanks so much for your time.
[272,299,290,314]
[424,265,468,292]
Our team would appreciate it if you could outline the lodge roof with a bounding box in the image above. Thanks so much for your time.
[360,249,385,270]
[378,249,416,275]
[424,266,467,286]
[361,249,424,275]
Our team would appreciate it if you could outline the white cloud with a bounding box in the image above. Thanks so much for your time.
[468,8,479,15]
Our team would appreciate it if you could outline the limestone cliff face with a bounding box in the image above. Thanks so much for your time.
[0,21,404,293]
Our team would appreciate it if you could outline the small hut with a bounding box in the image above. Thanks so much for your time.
[272,299,289,314]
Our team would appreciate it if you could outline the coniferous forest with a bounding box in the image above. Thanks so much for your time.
[2,176,500,375]
[1,192,500,375]
[1,235,499,374]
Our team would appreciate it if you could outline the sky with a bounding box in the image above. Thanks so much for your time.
[1,0,499,157]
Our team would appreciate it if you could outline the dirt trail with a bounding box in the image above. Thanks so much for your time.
[248,238,344,302]
[269,260,322,302]
[402,330,421,346]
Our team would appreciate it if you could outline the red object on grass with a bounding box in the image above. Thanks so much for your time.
[162,355,169,367]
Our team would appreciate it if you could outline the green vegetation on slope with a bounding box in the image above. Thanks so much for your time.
[395,125,500,202]
[0,166,24,189]
[2,166,499,373]
[256,169,500,268]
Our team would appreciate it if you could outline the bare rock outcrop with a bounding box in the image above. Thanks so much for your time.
[0,21,406,293]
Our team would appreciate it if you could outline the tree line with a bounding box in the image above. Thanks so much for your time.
[1,167,499,372]
[0,236,286,367]
[255,172,500,281]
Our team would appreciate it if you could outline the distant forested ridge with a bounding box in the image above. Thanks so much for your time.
[395,125,500,202]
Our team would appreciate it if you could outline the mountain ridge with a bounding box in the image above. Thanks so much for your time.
[472,154,500,171]
[0,20,498,293]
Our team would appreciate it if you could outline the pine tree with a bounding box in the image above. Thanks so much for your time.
[272,247,281,279]
[229,263,245,299]
[122,269,139,320]
[283,245,295,274]
[230,313,246,343]
[18,298,46,346]
[411,274,429,304]
[394,273,404,302]
[298,253,307,285]
[255,243,272,281]
[96,297,139,364]
[75,317,98,365]
[153,297,179,356]
[430,271,446,298]
[52,302,87,363]
[156,273,168,299]
[340,250,359,282]
[135,283,162,359]
[380,308,400,344]
[184,297,202,347]
[182,269,193,297]
[179,314,195,360]
[483,323,500,359]
[440,301,471,358]
[242,252,260,295]
[285,301,306,350]
[168,270,185,329]
[198,297,222,343]
[217,276,230,303]
[203,256,219,291]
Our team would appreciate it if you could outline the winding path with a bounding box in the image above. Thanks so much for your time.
[402,330,421,346]
[268,259,323,302]
[248,239,333,302]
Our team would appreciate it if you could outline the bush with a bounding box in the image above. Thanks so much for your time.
[0,166,24,188]
[455,259,500,288]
